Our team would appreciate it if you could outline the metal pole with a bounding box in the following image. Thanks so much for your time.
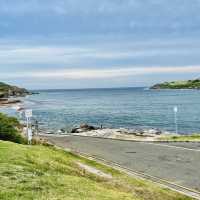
[26,116,30,144]
[175,112,178,134]
[25,109,33,145]
[174,106,178,135]
[26,117,29,137]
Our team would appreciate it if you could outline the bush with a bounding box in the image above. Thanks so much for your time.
[0,113,27,144]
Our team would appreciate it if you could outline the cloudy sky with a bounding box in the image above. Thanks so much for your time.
[0,0,200,89]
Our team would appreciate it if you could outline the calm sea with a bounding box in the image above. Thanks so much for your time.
[1,87,200,134]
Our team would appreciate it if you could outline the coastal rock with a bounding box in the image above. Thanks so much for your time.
[0,98,8,102]
[0,82,31,99]
[57,129,66,134]
[116,128,162,136]
[148,128,162,135]
[0,93,6,98]
[71,124,97,133]
[0,98,22,105]
[72,127,166,141]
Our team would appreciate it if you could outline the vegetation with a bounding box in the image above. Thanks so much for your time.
[0,82,30,98]
[159,134,200,142]
[0,82,11,92]
[0,113,27,144]
[0,140,191,200]
[151,79,200,89]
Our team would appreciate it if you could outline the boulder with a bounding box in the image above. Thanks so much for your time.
[71,124,97,133]
[148,128,162,135]
[57,129,66,134]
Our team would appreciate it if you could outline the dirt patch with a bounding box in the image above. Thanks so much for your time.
[76,162,112,179]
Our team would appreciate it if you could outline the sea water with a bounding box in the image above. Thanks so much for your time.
[1,87,200,134]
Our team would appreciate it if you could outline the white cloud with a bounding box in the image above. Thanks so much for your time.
[0,44,198,65]
[1,66,200,80]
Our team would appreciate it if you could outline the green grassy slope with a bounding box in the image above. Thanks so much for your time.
[0,141,191,200]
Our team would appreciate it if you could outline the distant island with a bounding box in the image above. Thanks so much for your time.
[151,79,200,89]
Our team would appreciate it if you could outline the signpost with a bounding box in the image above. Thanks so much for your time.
[25,109,33,144]
[174,106,178,135]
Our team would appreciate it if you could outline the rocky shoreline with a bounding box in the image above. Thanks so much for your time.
[69,124,171,142]
[0,98,22,106]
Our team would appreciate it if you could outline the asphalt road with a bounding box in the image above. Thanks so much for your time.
[43,135,200,192]
[157,142,200,150]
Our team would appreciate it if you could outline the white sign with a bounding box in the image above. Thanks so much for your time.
[174,106,178,113]
[25,109,32,118]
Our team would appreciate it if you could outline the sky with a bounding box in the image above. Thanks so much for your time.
[0,0,200,89]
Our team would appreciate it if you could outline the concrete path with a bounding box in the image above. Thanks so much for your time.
[43,135,200,192]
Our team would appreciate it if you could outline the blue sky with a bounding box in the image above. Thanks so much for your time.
[0,0,200,89]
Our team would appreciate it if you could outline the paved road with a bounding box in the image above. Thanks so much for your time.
[157,142,200,150]
[43,135,200,192]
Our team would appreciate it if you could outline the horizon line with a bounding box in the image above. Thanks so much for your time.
[30,86,149,91]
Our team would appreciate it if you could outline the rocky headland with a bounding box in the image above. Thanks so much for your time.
[151,79,200,89]
[0,82,32,106]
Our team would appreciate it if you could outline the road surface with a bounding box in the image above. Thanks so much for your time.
[42,135,200,192]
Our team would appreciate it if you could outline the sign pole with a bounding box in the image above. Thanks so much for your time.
[25,109,33,145]
[174,106,178,135]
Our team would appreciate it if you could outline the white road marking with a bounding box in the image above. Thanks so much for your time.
[142,142,200,152]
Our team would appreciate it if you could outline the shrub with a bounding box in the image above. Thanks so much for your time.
[0,113,27,144]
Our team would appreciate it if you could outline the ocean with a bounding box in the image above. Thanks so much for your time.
[1,87,200,134]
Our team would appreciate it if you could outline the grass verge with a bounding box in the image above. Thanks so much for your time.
[0,140,192,200]
[159,134,200,142]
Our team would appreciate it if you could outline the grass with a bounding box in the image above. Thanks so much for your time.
[151,79,200,89]
[159,134,200,142]
[0,140,192,200]
[0,82,11,92]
